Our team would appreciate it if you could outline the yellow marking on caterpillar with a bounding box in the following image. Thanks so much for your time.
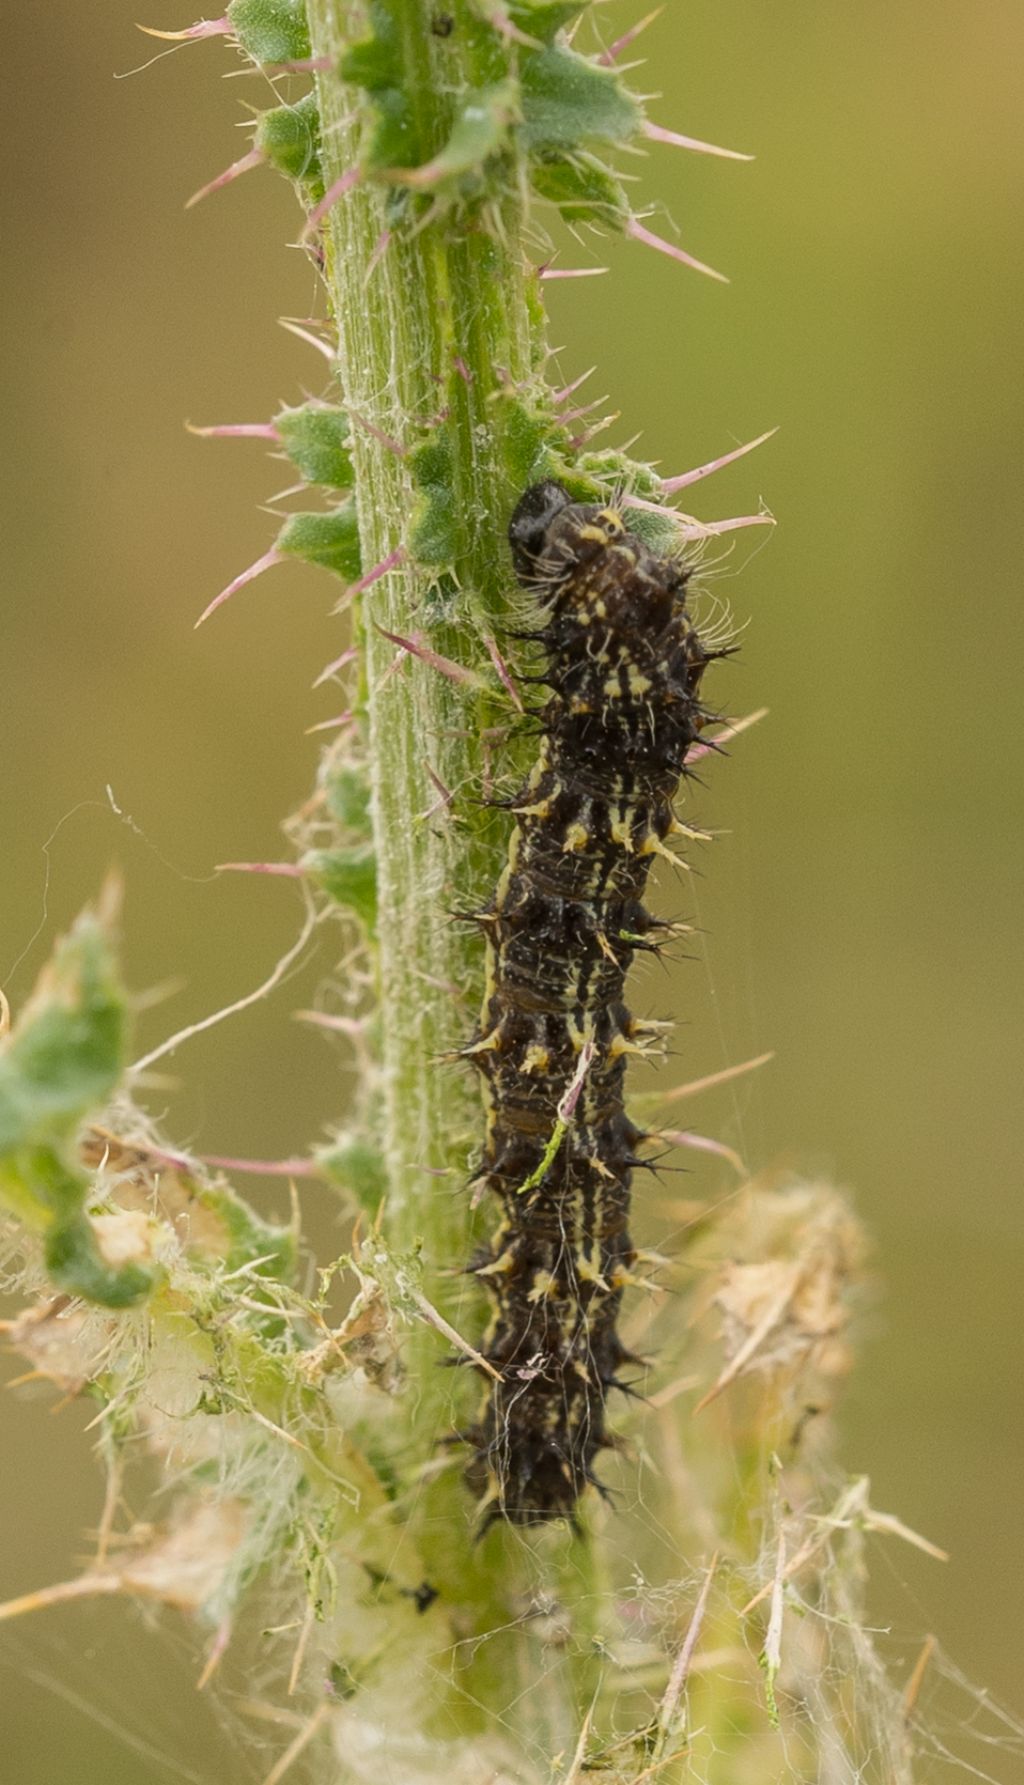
[576,1250,611,1291]
[522,1042,552,1075]
[608,1030,660,1061]
[639,831,692,868]
[474,1249,516,1279]
[527,1269,558,1303]
[669,818,714,843]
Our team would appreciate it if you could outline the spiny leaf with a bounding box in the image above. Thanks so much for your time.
[306,847,378,931]
[318,1133,388,1215]
[520,43,640,152]
[0,899,125,1155]
[275,403,353,489]
[257,92,323,190]
[505,0,587,42]
[396,82,518,191]
[341,3,421,172]
[228,0,311,64]
[528,151,629,224]
[44,1206,152,1309]
[0,894,155,1307]
[409,428,457,566]
[278,506,362,581]
[324,764,373,835]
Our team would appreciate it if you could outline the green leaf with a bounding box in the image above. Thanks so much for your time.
[257,92,323,191]
[324,765,373,836]
[228,0,311,64]
[503,398,556,496]
[341,1,401,92]
[399,82,517,191]
[306,847,378,931]
[318,1133,388,1215]
[45,1208,152,1309]
[341,3,421,171]
[520,44,640,151]
[409,428,458,566]
[278,505,362,581]
[0,899,125,1156]
[504,0,587,42]
[0,893,155,1308]
[201,1187,296,1277]
[275,403,353,489]
[528,151,629,224]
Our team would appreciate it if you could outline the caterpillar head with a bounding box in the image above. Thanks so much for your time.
[508,480,574,581]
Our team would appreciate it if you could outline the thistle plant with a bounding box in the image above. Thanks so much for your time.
[1,6,945,1782]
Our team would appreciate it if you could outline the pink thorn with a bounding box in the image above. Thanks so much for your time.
[452,356,473,385]
[186,146,263,209]
[483,633,524,712]
[197,1617,232,1691]
[139,1142,202,1173]
[305,713,355,734]
[676,512,774,541]
[187,421,282,442]
[200,1152,320,1178]
[553,367,596,406]
[598,5,664,65]
[336,545,405,610]
[216,860,306,876]
[279,319,336,362]
[426,765,455,807]
[390,155,449,191]
[295,1011,366,1036]
[642,120,753,162]
[312,645,359,689]
[137,17,230,41]
[194,547,282,627]
[539,264,609,280]
[266,54,332,72]
[659,1128,746,1176]
[570,411,619,450]
[621,493,674,516]
[659,428,778,494]
[560,397,604,425]
[626,218,728,284]
[301,167,361,241]
[366,228,391,280]
[660,1050,774,1104]
[488,7,542,48]
[375,625,485,689]
[685,708,768,764]
[558,1040,596,1125]
[349,411,406,457]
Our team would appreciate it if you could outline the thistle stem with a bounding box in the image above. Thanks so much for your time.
[307,0,589,1747]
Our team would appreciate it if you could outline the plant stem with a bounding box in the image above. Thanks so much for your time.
[308,0,592,1748]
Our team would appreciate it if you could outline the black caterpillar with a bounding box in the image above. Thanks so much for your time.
[460,482,724,1526]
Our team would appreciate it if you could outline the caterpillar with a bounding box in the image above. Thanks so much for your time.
[460,481,725,1526]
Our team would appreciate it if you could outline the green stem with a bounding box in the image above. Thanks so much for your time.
[307,0,592,1751]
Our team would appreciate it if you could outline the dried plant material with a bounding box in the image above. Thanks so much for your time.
[695,1181,864,1411]
[0,1500,247,1625]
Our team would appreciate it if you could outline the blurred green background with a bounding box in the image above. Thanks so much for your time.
[2,2,1022,1779]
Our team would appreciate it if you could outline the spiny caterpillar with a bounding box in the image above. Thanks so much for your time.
[461,482,725,1525]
